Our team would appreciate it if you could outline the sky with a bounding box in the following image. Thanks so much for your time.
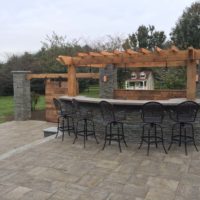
[0,0,197,62]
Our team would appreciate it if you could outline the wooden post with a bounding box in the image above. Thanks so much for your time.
[67,65,77,96]
[186,60,196,100]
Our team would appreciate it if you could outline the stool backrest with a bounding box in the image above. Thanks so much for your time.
[176,101,199,122]
[142,102,164,123]
[71,98,80,113]
[53,98,62,115]
[99,101,115,122]
[53,98,74,116]
[60,100,74,115]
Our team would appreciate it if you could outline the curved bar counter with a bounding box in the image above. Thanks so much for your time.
[60,95,200,106]
[59,95,200,143]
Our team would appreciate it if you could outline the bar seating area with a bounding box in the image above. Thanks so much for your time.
[54,97,200,155]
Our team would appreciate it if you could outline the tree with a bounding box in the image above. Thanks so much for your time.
[153,67,186,89]
[170,2,200,49]
[0,32,101,96]
[120,25,167,89]
[91,35,125,51]
[123,25,166,50]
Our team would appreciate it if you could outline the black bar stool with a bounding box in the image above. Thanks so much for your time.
[139,101,167,156]
[53,98,75,141]
[168,101,199,155]
[99,101,127,152]
[72,99,98,148]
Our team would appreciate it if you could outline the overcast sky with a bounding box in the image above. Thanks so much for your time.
[0,0,197,62]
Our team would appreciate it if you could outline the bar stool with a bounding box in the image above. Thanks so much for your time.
[99,101,127,152]
[72,99,99,148]
[138,101,167,156]
[168,101,199,155]
[53,98,75,141]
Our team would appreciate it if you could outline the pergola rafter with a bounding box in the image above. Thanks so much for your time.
[57,46,200,67]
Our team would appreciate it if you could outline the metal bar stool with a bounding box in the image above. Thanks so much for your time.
[168,101,199,155]
[99,101,127,152]
[72,99,98,148]
[139,101,167,156]
[53,98,75,141]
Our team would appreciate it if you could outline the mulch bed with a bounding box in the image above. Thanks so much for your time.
[31,110,46,121]
[5,110,46,122]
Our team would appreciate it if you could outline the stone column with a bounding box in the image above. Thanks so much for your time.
[12,71,31,120]
[196,62,200,98]
[99,64,117,99]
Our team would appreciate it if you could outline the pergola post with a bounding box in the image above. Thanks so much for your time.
[67,65,77,96]
[67,65,77,97]
[186,60,196,100]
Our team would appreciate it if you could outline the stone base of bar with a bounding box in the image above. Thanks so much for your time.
[59,96,200,143]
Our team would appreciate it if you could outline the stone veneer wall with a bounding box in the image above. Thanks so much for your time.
[114,89,186,100]
[60,99,200,144]
[45,79,68,122]
[12,71,31,120]
[196,63,200,98]
[99,64,117,99]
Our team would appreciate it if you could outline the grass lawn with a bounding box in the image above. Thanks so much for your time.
[0,95,45,123]
[34,95,45,110]
[80,85,99,98]
[0,96,14,123]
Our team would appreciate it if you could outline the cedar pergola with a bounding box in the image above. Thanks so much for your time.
[27,46,200,99]
[56,46,200,99]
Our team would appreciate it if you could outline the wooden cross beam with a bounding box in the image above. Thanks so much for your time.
[26,73,99,80]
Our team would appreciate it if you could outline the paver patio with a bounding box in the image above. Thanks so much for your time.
[0,120,200,199]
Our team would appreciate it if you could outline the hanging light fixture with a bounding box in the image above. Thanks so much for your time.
[164,60,168,72]
[124,63,127,73]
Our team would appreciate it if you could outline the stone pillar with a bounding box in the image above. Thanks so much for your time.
[196,62,200,98]
[12,71,31,120]
[99,64,117,99]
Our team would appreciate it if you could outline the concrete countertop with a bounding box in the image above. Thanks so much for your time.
[60,95,200,106]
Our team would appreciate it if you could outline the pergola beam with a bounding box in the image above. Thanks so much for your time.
[171,45,179,52]
[60,51,186,66]
[89,52,102,57]
[100,51,115,56]
[26,73,99,80]
[77,53,88,57]
[139,48,151,54]
[116,61,186,68]
[126,49,138,55]
[155,46,163,53]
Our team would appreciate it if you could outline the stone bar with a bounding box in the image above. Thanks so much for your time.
[12,71,31,120]
[60,95,200,143]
